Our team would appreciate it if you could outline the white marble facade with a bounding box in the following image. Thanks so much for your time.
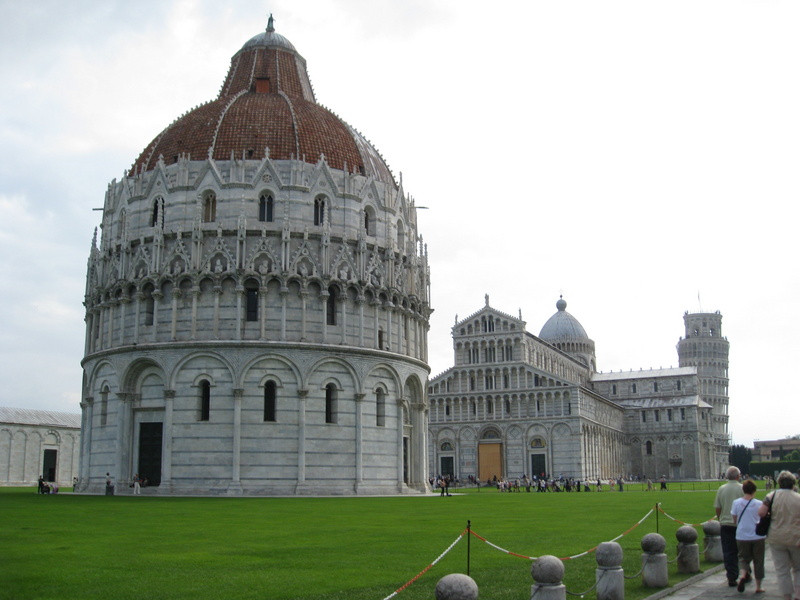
[78,20,431,496]
[0,407,80,487]
[428,299,726,482]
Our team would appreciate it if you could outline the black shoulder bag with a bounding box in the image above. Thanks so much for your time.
[755,492,776,536]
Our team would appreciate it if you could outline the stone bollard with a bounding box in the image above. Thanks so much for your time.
[641,533,668,588]
[531,555,566,600]
[702,520,722,563]
[596,541,625,600]
[676,525,700,574]
[435,574,479,600]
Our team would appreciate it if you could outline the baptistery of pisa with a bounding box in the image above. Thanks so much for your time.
[77,17,431,496]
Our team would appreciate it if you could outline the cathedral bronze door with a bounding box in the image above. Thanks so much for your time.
[440,456,454,478]
[478,443,502,481]
[530,454,546,478]
[138,422,163,487]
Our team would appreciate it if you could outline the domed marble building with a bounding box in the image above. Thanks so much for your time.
[428,297,726,482]
[77,17,431,496]
[538,296,596,372]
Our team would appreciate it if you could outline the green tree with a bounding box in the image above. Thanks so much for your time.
[729,444,752,473]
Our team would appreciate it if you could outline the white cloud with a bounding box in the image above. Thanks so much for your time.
[1,0,798,444]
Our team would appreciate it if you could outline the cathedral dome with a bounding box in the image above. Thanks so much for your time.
[129,17,395,186]
[539,296,589,341]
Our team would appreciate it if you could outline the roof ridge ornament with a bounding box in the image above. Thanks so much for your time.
[267,13,275,33]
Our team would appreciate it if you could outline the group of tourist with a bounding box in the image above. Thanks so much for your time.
[430,473,672,493]
[432,475,453,496]
[715,466,800,599]
[483,475,636,492]
[36,476,59,494]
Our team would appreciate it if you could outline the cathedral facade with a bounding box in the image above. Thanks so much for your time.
[77,19,431,496]
[428,297,729,482]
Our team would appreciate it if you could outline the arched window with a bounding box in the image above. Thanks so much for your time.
[259,194,274,222]
[203,192,216,223]
[151,197,163,228]
[376,388,386,427]
[326,286,337,325]
[364,206,376,236]
[245,280,259,322]
[199,380,211,421]
[100,386,109,426]
[314,196,326,226]
[378,328,384,349]
[143,286,155,326]
[396,219,405,249]
[119,209,126,240]
[264,381,276,422]
[325,383,337,424]
[645,440,653,455]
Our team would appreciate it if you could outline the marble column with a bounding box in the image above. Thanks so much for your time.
[79,397,94,488]
[295,389,308,492]
[170,288,181,341]
[161,390,175,490]
[229,388,243,495]
[396,398,406,490]
[152,291,163,342]
[354,393,365,491]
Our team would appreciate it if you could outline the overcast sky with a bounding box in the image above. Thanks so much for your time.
[1,0,797,447]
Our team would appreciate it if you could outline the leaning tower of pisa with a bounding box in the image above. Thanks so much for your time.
[677,311,730,476]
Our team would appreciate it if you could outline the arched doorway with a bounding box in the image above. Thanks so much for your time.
[478,429,503,481]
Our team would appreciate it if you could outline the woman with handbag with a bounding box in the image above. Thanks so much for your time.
[757,471,800,600]
[732,479,766,593]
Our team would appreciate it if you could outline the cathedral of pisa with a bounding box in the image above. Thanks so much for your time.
[76,17,729,496]
[428,297,730,483]
[77,18,431,496]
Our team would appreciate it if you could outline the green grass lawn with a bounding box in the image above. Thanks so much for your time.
[0,484,744,600]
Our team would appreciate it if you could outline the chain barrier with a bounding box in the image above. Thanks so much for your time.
[565,568,605,596]
[469,507,655,561]
[666,545,685,564]
[380,529,467,600]
[606,508,655,543]
[380,504,707,599]
[623,552,653,579]
[656,503,713,527]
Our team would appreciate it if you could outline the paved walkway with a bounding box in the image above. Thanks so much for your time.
[649,549,782,600]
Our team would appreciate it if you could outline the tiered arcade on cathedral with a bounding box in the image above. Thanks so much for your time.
[428,297,730,482]
[77,18,431,496]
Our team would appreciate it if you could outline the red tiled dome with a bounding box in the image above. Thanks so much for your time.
[130,19,395,187]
